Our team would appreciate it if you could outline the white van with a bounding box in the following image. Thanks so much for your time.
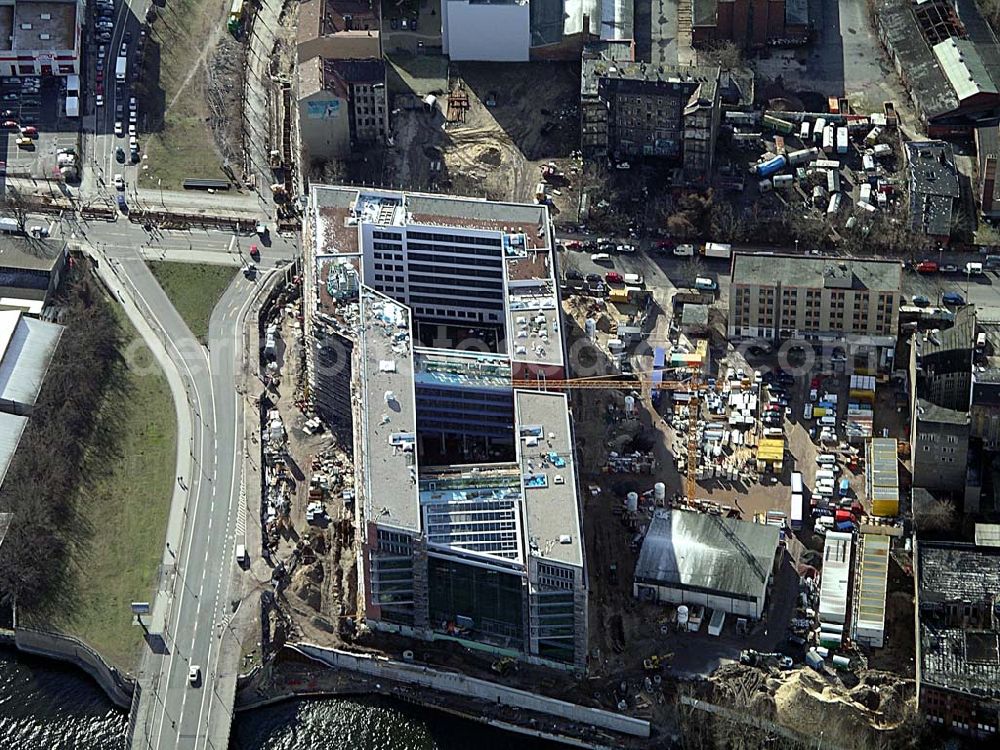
[816,469,836,482]
[816,454,837,466]
[236,544,248,568]
[591,253,612,264]
[966,262,984,276]
[623,273,644,286]
[694,277,717,292]
[673,243,695,256]
[818,416,837,427]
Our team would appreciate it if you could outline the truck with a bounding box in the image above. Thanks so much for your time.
[116,55,127,82]
[822,125,834,153]
[752,154,787,177]
[813,117,827,144]
[702,242,732,259]
[762,113,795,135]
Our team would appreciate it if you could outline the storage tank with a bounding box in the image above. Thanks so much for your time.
[654,482,666,504]
[677,605,689,628]
[584,318,597,340]
[626,492,639,513]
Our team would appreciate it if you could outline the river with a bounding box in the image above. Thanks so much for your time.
[0,648,559,750]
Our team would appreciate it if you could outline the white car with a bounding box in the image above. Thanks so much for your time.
[129,135,138,149]
[129,110,137,124]
[128,96,137,112]
[114,121,123,136]
[114,174,125,191]
[96,94,104,107]
[188,665,201,686]
[128,123,136,137]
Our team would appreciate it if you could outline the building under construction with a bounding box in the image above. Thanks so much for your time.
[303,185,588,670]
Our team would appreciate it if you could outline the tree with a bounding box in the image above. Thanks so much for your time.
[5,186,30,232]
[701,41,744,70]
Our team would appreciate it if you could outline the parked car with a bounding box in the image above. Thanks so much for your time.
[564,270,583,281]
[605,271,623,284]
[915,260,938,273]
[116,193,127,212]
[19,126,36,137]
[2,120,17,129]
[911,294,930,307]
[96,94,104,107]
[585,273,602,284]
[940,264,959,274]
[942,291,965,306]
[115,146,125,163]
[114,174,125,191]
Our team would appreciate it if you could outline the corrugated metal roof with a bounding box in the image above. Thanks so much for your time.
[0,411,28,488]
[634,509,779,601]
[0,313,63,408]
[933,38,998,102]
[819,531,853,624]
[853,534,889,642]
[867,438,899,517]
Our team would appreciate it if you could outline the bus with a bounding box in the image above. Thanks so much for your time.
[227,0,244,35]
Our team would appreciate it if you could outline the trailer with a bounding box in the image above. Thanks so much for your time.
[822,125,834,153]
[773,174,794,189]
[788,147,820,166]
[813,118,827,144]
[763,114,796,135]
[836,127,848,155]
[826,169,840,193]
[708,609,726,636]
[799,120,812,141]
[752,154,787,177]
[791,493,804,530]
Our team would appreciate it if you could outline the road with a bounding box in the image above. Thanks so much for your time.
[72,219,296,750]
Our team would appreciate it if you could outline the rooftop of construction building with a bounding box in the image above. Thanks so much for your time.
[413,349,512,390]
[358,287,420,532]
[5,1,77,52]
[310,185,550,251]
[730,253,902,293]
[634,509,779,600]
[516,390,583,568]
[917,540,1000,697]
[315,255,361,319]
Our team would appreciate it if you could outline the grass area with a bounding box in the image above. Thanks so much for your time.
[32,297,177,672]
[385,51,449,96]
[147,261,237,343]
[137,0,230,189]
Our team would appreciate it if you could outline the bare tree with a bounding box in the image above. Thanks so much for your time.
[5,186,31,232]
[700,41,744,70]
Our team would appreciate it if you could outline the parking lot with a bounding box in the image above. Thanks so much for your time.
[0,76,80,180]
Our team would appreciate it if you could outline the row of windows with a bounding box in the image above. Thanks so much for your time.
[409,284,502,301]
[373,231,402,241]
[408,231,501,247]
[408,262,503,279]
[407,245,503,264]
[408,273,503,291]
[409,294,503,311]
[413,306,487,320]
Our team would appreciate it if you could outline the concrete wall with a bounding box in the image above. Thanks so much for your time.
[443,1,530,62]
[14,627,134,709]
[292,643,650,737]
[299,90,352,161]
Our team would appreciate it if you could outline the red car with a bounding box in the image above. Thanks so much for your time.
[2,120,17,129]
[564,240,582,250]
[249,244,260,261]
[915,260,939,273]
[96,70,104,83]
[19,126,37,137]
[96,82,104,95]
[605,271,623,284]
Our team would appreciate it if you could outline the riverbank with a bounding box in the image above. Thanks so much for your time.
[236,644,652,750]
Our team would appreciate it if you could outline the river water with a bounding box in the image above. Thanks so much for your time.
[0,648,558,750]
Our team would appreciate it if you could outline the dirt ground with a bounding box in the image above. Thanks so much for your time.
[263,303,359,646]
[373,61,583,213]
